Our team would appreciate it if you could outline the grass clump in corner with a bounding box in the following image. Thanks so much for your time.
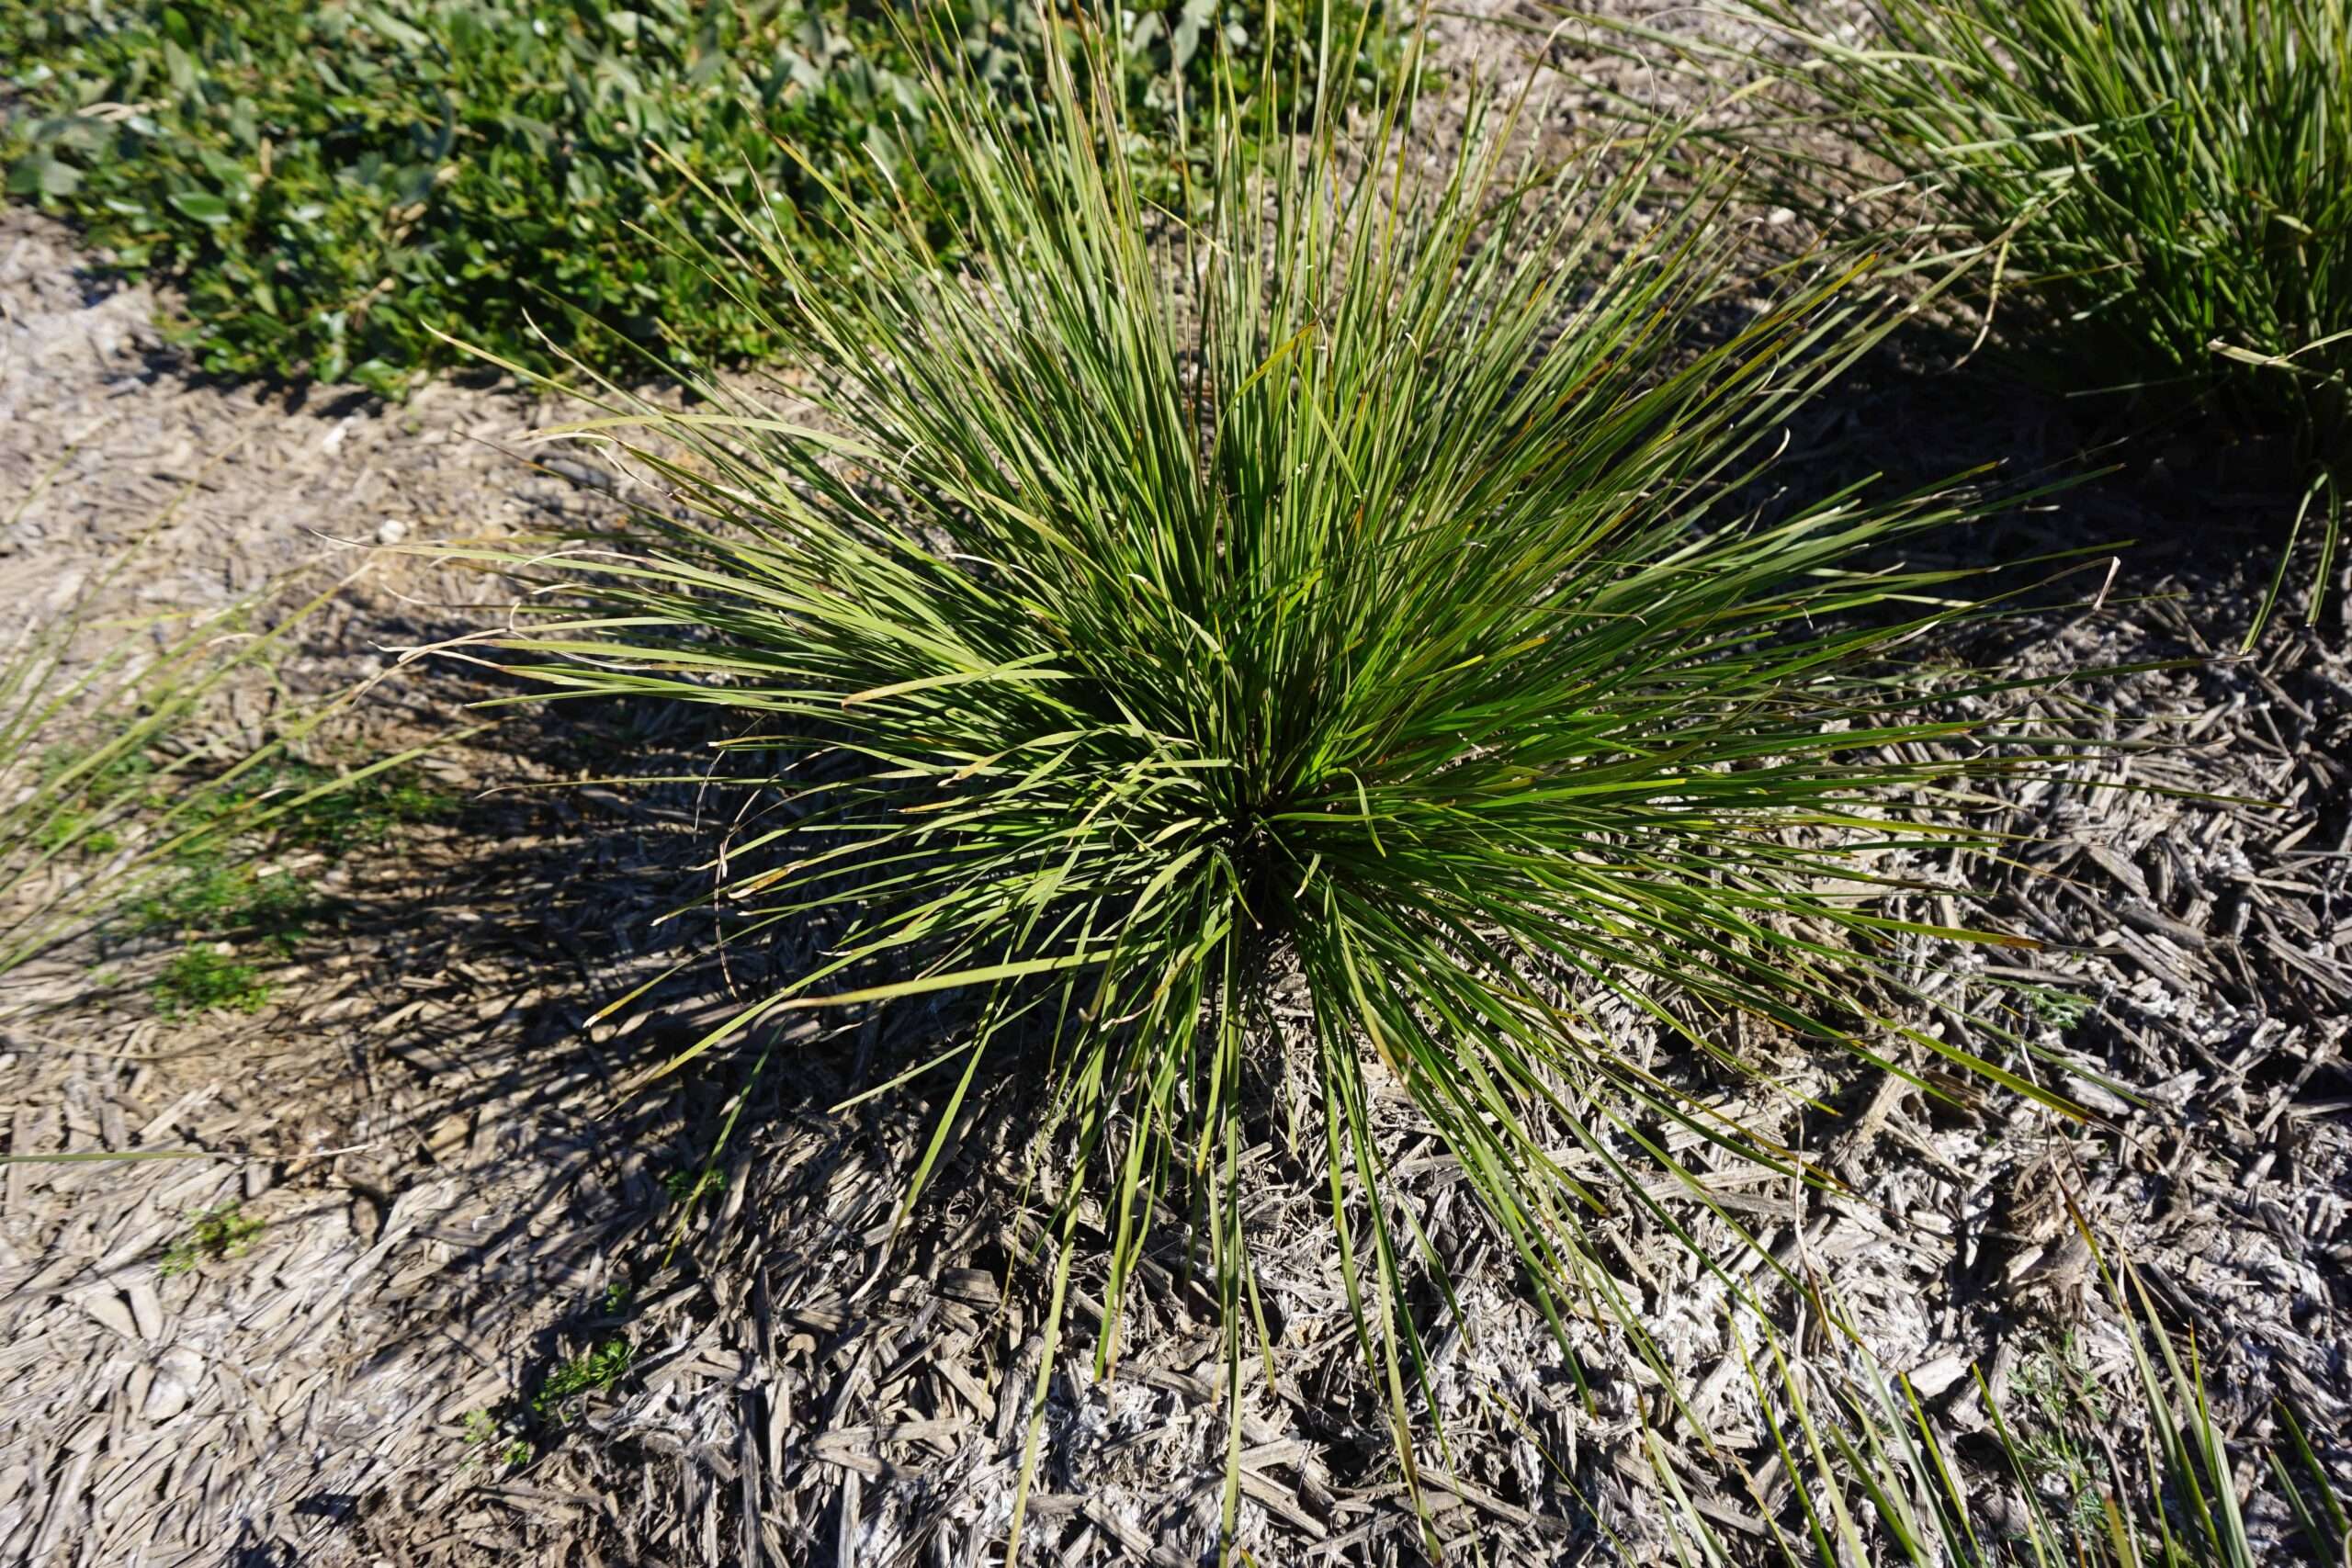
[0,0,1399,397]
[1607,0,2350,625]
[476,20,2098,1551]
[2,553,317,985]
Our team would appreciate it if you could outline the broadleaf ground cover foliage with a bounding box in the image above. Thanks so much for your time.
[0,0,1397,396]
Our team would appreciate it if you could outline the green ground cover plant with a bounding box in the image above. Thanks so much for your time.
[1578,0,2350,629]
[2,569,323,982]
[126,757,453,953]
[531,1337,633,1421]
[1,0,1397,397]
[42,737,458,1016]
[151,944,273,1016]
[452,24,2125,1549]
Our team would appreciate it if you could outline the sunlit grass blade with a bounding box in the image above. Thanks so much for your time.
[1644,1227,2350,1567]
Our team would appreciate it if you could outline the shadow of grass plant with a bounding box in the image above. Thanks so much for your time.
[455,20,2107,1555]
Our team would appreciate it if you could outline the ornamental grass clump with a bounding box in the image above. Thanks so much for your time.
[1589,0,2350,626]
[469,24,2093,1550]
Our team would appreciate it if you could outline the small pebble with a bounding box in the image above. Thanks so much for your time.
[142,1348,204,1423]
[78,1291,138,1342]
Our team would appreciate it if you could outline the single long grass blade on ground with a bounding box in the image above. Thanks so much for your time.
[1560,0,2350,634]
[450,15,2117,1555]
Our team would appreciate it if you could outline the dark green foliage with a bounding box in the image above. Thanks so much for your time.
[1,0,1396,396]
[153,945,272,1016]
[532,1338,632,1418]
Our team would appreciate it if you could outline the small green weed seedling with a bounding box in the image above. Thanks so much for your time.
[132,761,455,1018]
[458,1408,532,1470]
[531,1340,632,1423]
[2010,1333,2113,1533]
[32,745,155,853]
[159,1201,265,1276]
[243,760,457,856]
[152,947,271,1019]
[136,862,313,945]
[659,1167,722,1209]
[2017,984,2095,1035]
